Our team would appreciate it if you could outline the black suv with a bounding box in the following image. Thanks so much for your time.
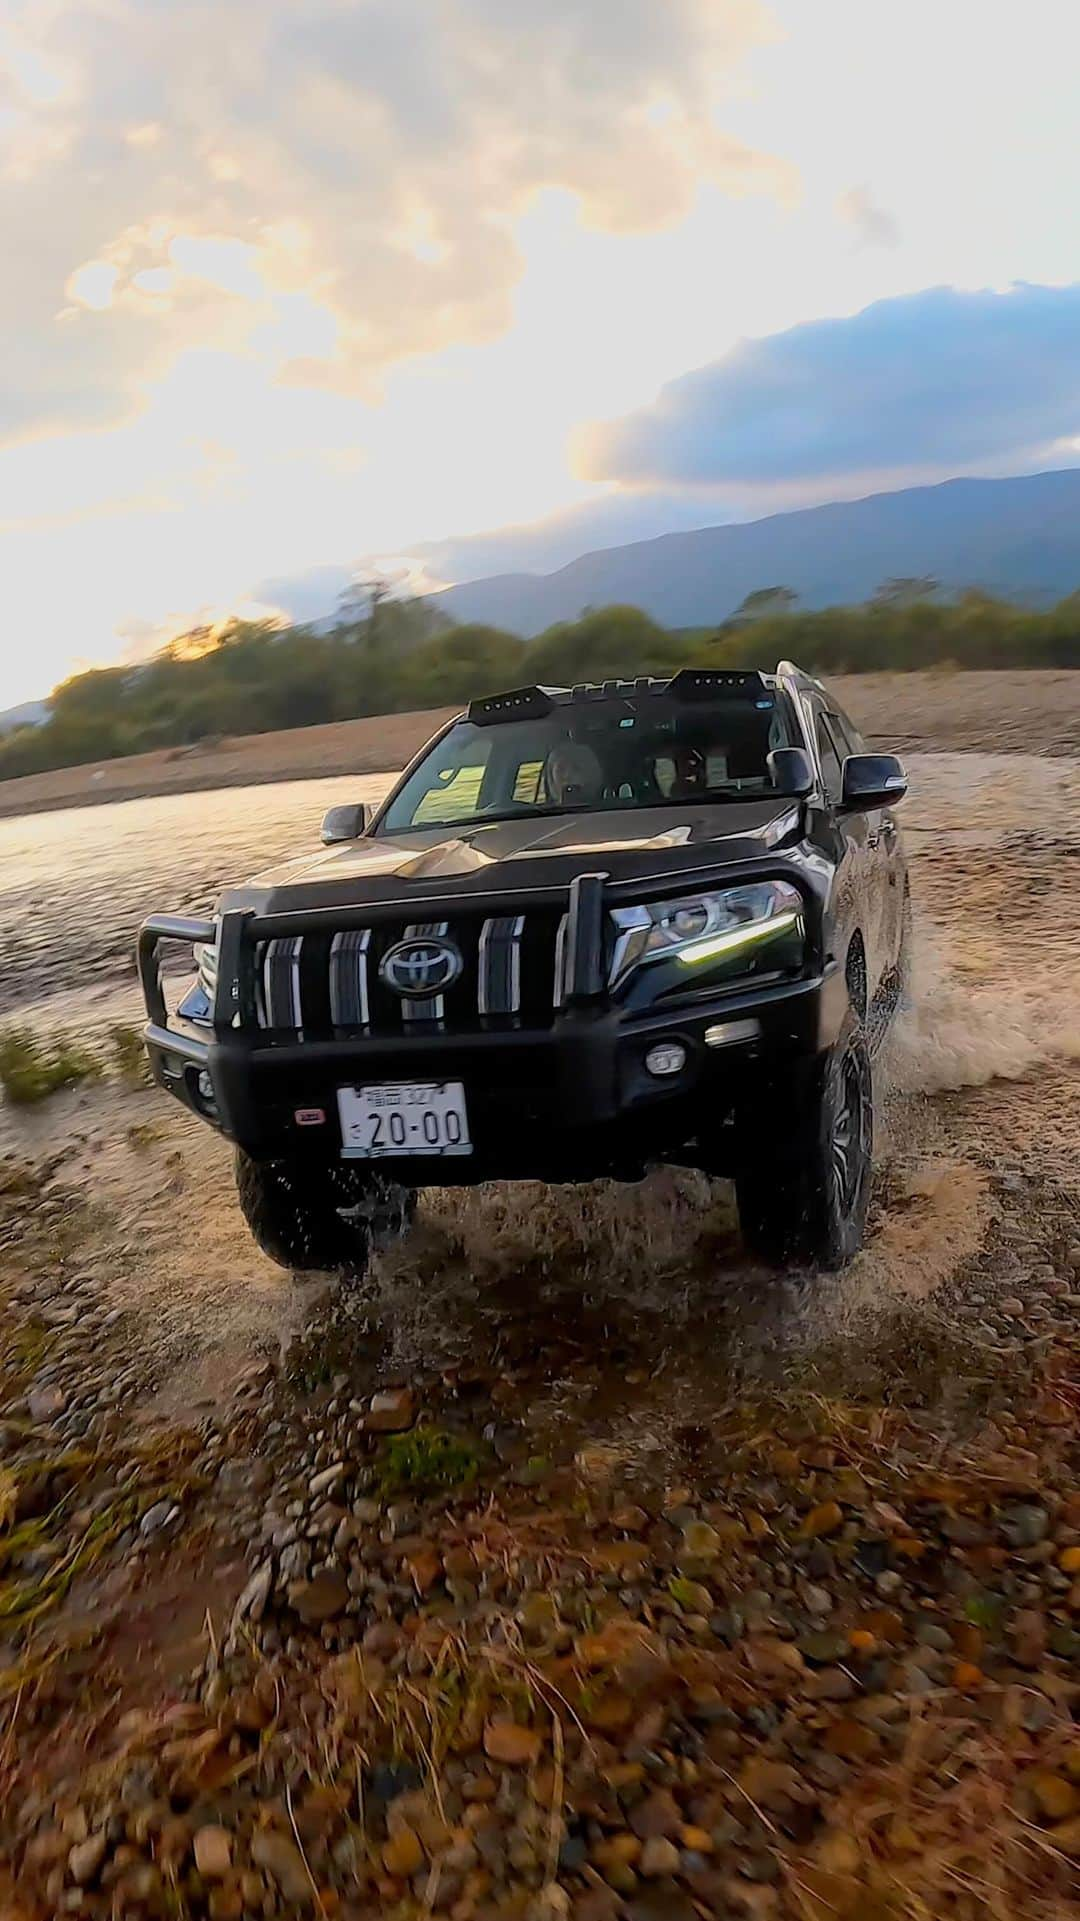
[139,664,909,1272]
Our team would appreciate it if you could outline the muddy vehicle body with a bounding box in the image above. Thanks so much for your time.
[139,663,909,1272]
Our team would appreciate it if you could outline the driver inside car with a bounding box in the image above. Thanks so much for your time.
[544,740,605,806]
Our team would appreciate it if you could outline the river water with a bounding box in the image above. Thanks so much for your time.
[0,774,395,1017]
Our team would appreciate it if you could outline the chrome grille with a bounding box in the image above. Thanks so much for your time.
[328,929,371,1026]
[253,909,563,1032]
[552,913,569,1009]
[477,914,525,1015]
[259,936,303,1030]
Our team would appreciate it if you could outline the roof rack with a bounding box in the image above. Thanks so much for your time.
[469,669,782,721]
[775,659,825,693]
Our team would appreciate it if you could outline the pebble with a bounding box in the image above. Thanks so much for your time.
[803,1502,844,1539]
[193,1826,233,1880]
[638,1837,681,1877]
[382,1826,424,1876]
[309,1462,346,1498]
[366,1388,415,1433]
[68,1832,107,1887]
[914,1622,953,1652]
[230,1561,273,1634]
[289,1569,349,1623]
[801,1583,834,1617]
[139,1501,178,1538]
[1000,1504,1049,1548]
[28,1386,66,1422]
[250,1831,311,1903]
[483,1720,541,1766]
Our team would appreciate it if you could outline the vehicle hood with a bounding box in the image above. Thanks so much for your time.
[222,798,805,913]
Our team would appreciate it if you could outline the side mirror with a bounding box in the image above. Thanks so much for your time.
[767,746,815,797]
[840,754,908,813]
[321,802,368,845]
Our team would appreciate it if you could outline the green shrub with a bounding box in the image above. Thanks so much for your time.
[0,1028,102,1106]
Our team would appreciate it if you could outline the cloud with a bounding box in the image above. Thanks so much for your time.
[584,282,1080,489]
[836,185,899,249]
[0,0,789,451]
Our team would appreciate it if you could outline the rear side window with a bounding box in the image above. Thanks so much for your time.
[814,711,844,800]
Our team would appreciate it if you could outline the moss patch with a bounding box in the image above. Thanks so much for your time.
[377,1427,483,1496]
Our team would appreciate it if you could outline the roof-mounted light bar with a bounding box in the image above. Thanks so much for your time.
[468,685,555,725]
[666,668,771,703]
[468,665,792,723]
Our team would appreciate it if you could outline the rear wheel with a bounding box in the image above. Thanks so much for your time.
[735,1018,873,1271]
[234,1151,415,1272]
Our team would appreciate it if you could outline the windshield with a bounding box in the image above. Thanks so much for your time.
[376,688,799,835]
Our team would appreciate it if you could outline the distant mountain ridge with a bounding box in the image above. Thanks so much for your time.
[432,469,1080,634]
[0,700,48,736]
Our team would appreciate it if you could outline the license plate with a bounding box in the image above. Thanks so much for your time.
[337,1081,472,1159]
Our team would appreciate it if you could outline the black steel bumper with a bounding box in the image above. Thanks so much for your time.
[138,873,844,1183]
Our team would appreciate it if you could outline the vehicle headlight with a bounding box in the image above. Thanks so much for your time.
[178,938,218,1026]
[609,881,803,986]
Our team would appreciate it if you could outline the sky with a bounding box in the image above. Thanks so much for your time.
[3,0,1080,705]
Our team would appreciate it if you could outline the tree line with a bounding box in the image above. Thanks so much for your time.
[2,579,1079,783]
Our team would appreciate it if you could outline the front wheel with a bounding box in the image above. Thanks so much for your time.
[234,1151,415,1272]
[735,1021,873,1271]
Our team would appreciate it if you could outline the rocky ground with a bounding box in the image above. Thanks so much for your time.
[0,746,1078,1919]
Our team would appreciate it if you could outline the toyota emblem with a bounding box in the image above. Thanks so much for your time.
[380,936,463,999]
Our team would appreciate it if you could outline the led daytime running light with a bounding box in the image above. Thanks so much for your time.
[676,910,800,967]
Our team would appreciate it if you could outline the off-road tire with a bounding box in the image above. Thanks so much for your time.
[234,1152,415,1272]
[735,1016,873,1271]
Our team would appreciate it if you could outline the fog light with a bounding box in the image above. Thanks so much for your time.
[704,1017,762,1048]
[197,1069,215,1102]
[644,1040,687,1078]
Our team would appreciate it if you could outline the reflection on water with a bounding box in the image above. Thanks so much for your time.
[0,774,395,1015]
